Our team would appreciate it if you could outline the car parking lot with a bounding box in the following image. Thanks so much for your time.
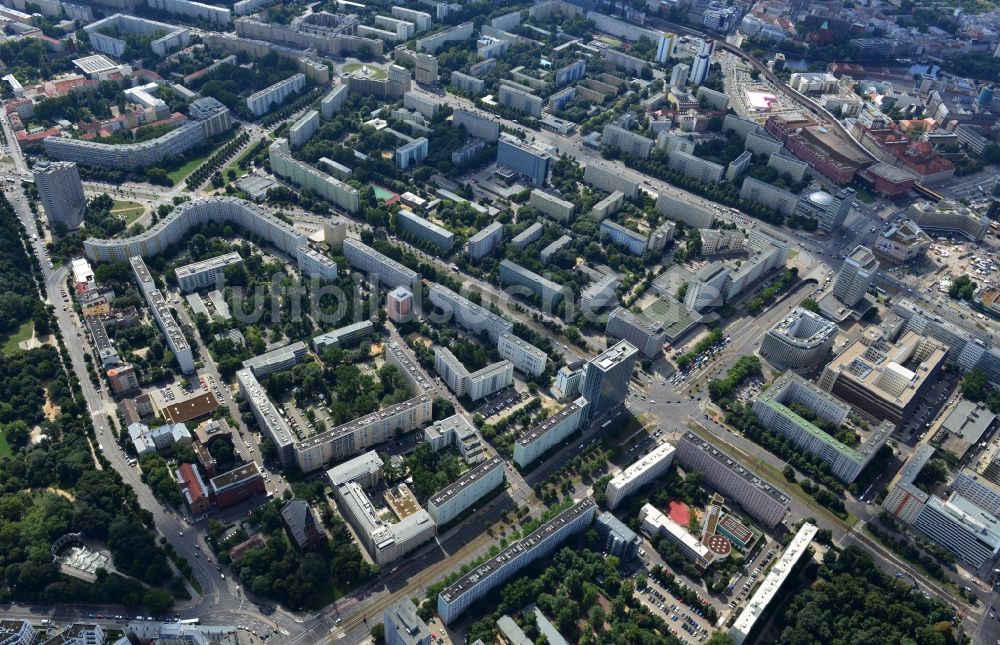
[638,579,713,644]
[478,388,529,418]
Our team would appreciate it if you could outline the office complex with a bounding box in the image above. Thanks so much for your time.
[581,340,638,427]
[498,332,547,377]
[128,421,191,457]
[655,193,713,228]
[498,83,543,117]
[328,452,436,565]
[175,252,242,293]
[437,498,597,624]
[427,455,504,525]
[606,442,676,510]
[884,445,1000,567]
[794,188,854,232]
[33,161,86,230]
[602,124,654,159]
[453,108,499,141]
[832,245,879,307]
[343,239,419,289]
[817,331,947,425]
[499,260,567,309]
[908,199,990,241]
[675,432,789,527]
[384,598,432,645]
[513,399,585,468]
[684,231,789,313]
[44,106,231,171]
[873,220,932,263]
[269,139,360,213]
[428,284,513,341]
[605,307,666,358]
[584,162,639,199]
[729,523,818,645]
[754,374,893,483]
[529,189,575,222]
[396,210,454,251]
[601,220,649,255]
[246,73,305,116]
[953,470,1000,518]
[130,256,195,374]
[209,463,265,508]
[595,511,640,559]
[497,134,551,185]
[434,347,513,401]
[759,307,837,371]
[466,222,504,260]
[387,286,414,323]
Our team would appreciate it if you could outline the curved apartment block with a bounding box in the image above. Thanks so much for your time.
[43,106,232,171]
[82,197,336,279]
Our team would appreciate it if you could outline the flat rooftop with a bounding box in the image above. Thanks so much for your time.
[680,432,790,505]
[515,400,582,447]
[428,455,503,508]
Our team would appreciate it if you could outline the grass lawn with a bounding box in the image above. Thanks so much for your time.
[0,432,10,458]
[111,200,145,226]
[854,187,875,204]
[342,63,387,79]
[169,148,217,185]
[0,320,33,354]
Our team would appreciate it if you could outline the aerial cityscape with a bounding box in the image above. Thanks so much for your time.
[2,0,1000,643]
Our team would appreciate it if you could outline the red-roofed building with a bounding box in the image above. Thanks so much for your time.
[177,462,211,515]
[16,126,61,148]
[827,63,865,78]
[184,68,209,85]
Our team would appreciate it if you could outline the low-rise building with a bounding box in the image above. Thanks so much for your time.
[209,463,265,508]
[242,341,308,378]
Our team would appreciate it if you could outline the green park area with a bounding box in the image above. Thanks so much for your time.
[0,320,33,355]
[111,200,145,225]
[342,63,387,79]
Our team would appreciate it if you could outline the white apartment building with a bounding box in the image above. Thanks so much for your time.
[269,139,360,213]
[437,499,596,624]
[434,347,513,401]
[131,256,195,374]
[466,221,503,260]
[606,442,676,510]
[246,73,306,116]
[175,251,242,293]
[583,162,639,198]
[529,189,575,222]
[343,238,419,288]
[427,455,504,525]
[513,398,585,467]
[428,284,513,341]
[498,331,547,377]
